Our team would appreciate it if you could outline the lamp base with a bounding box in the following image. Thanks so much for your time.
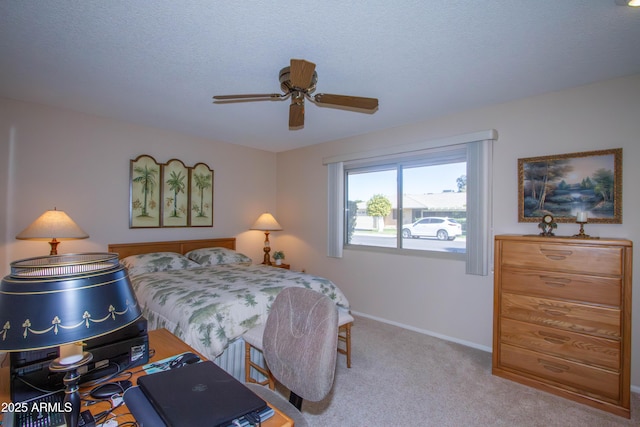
[48,238,60,255]
[261,231,273,265]
[50,351,93,427]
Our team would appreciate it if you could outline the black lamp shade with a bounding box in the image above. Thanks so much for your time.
[0,253,142,351]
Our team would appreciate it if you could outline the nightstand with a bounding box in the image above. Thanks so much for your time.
[271,262,290,269]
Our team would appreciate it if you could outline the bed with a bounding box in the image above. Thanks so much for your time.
[108,238,350,380]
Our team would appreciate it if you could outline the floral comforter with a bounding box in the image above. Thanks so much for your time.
[130,264,350,360]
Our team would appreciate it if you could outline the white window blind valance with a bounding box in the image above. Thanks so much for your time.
[323,130,497,166]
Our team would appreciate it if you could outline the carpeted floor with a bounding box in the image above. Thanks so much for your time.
[294,315,640,427]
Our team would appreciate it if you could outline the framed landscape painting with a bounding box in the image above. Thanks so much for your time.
[189,162,214,227]
[162,159,189,227]
[130,155,161,228]
[518,148,622,224]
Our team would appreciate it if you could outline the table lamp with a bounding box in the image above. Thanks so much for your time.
[0,253,143,427]
[16,208,89,255]
[250,213,282,265]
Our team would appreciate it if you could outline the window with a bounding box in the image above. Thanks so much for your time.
[346,161,467,253]
[325,130,497,276]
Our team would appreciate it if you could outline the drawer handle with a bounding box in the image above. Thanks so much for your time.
[538,358,570,374]
[539,305,570,317]
[539,331,570,345]
[540,248,573,261]
[540,276,571,288]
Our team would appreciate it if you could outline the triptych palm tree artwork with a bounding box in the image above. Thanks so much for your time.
[130,154,214,228]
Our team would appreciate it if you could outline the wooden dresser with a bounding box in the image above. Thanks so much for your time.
[492,235,632,418]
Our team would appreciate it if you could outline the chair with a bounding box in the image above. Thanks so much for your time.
[244,308,353,389]
[244,287,338,426]
[337,311,354,368]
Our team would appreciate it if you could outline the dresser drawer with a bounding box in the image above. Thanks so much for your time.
[501,267,621,307]
[501,241,623,276]
[501,293,621,340]
[500,344,620,401]
[500,318,620,370]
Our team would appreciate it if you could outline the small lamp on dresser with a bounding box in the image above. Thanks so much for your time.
[250,212,282,265]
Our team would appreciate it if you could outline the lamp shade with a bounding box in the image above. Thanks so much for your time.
[0,253,142,352]
[250,213,282,231]
[16,209,89,240]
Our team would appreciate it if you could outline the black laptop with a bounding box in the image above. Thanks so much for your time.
[137,361,267,427]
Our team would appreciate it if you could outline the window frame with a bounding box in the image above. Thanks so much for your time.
[343,154,467,256]
[325,130,497,275]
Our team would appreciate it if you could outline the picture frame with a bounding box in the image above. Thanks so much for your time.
[518,148,622,224]
[130,154,161,228]
[161,159,189,227]
[189,162,214,227]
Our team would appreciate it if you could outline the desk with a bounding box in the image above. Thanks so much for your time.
[1,328,293,427]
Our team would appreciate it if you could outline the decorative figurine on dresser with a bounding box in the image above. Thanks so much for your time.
[492,234,633,418]
[537,214,557,236]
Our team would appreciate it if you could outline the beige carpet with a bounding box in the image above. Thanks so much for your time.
[295,315,640,427]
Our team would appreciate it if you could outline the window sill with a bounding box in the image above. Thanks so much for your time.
[343,244,466,261]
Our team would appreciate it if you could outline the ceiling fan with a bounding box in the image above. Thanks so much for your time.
[213,59,379,130]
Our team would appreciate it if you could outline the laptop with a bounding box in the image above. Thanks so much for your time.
[137,361,267,427]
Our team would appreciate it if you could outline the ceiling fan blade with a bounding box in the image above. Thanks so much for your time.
[289,59,316,89]
[289,96,305,129]
[213,93,283,100]
[313,93,378,111]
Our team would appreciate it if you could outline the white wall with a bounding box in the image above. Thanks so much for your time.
[0,97,278,277]
[276,74,640,387]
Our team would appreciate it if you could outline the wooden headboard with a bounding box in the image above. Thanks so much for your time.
[108,238,236,259]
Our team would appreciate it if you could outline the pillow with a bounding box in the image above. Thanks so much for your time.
[121,252,200,276]
[185,247,252,267]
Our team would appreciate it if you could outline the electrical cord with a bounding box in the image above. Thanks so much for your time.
[91,394,126,425]
[15,374,65,395]
[95,408,139,427]
[80,363,133,405]
[82,361,134,389]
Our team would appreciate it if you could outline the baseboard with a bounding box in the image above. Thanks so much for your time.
[351,310,492,352]
[352,310,640,394]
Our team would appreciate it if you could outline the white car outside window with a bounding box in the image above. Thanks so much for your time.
[401,217,462,241]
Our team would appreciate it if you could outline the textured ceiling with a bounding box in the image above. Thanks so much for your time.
[1,1,639,152]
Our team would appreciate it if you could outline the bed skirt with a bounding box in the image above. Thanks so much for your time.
[212,337,246,381]
[213,337,268,384]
